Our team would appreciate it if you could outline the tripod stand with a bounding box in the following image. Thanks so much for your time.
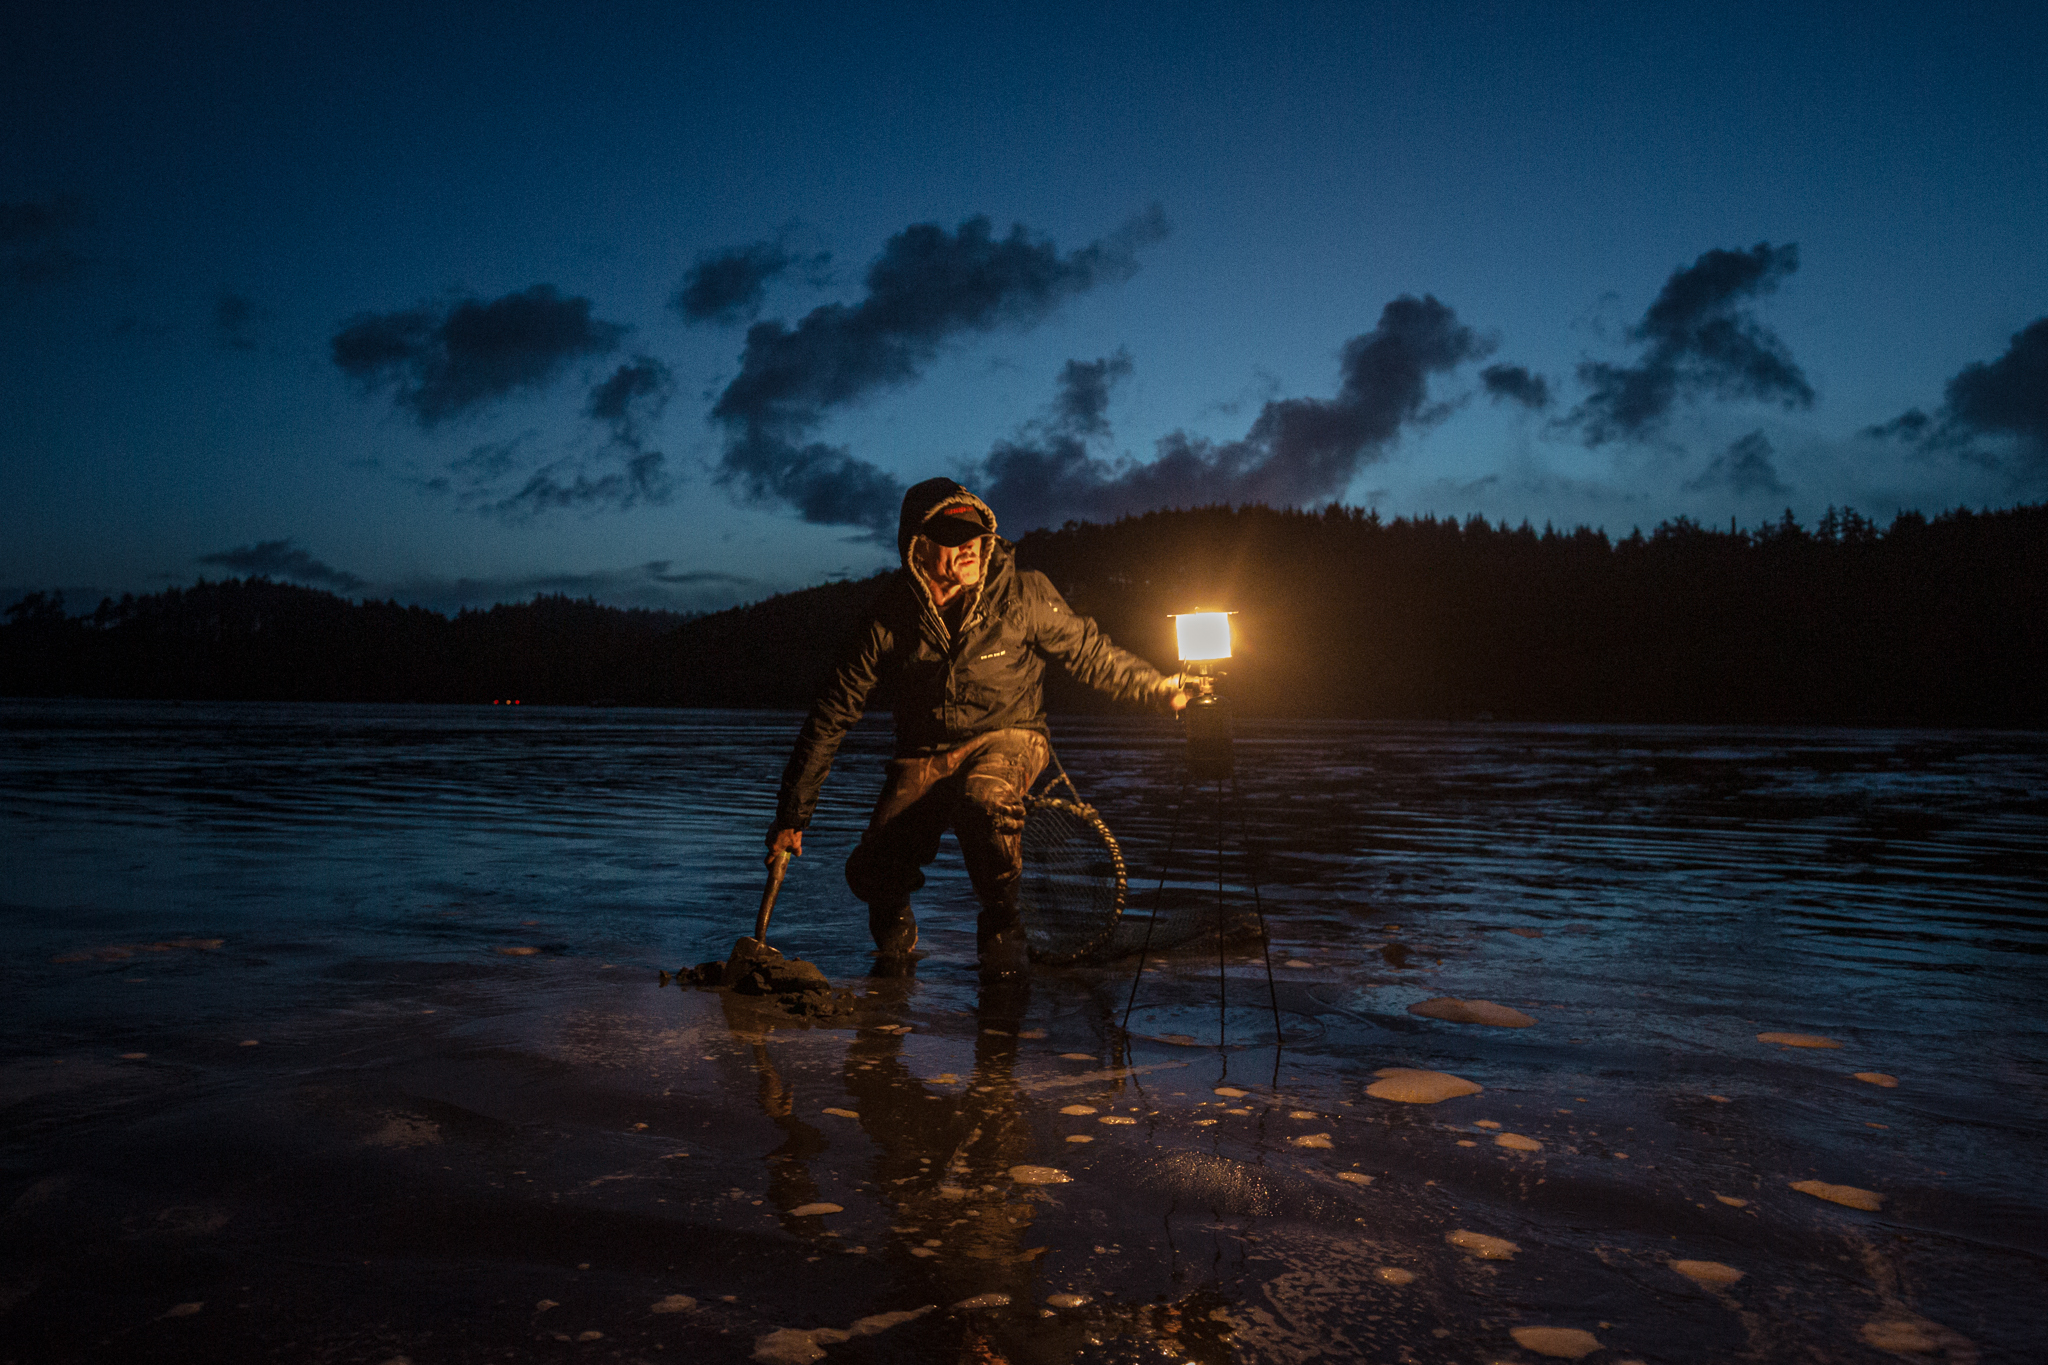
[1116,696,1284,1068]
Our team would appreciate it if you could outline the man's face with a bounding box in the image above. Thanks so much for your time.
[916,535,983,592]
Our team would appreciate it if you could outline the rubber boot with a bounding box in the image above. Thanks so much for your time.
[868,900,918,955]
[976,881,1029,977]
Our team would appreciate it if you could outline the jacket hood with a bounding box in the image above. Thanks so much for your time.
[897,478,998,565]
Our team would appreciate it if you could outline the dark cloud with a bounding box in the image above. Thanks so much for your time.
[645,563,751,585]
[483,453,670,520]
[388,561,757,615]
[1,194,90,294]
[331,285,626,426]
[1570,243,1813,445]
[1683,430,1789,496]
[196,539,366,592]
[1862,409,1933,442]
[1480,362,1550,409]
[672,239,829,324]
[1943,317,2048,458]
[1050,351,1130,436]
[417,358,678,521]
[587,355,673,433]
[1864,318,2048,472]
[709,207,1170,533]
[473,359,673,519]
[974,295,1485,532]
[214,289,260,350]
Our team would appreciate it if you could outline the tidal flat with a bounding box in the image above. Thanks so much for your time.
[2,700,2044,1363]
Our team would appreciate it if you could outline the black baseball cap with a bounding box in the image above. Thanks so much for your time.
[919,508,989,546]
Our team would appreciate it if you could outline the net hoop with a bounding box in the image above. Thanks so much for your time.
[1020,775,1128,965]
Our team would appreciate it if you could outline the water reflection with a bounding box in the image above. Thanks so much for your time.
[3,700,2044,1362]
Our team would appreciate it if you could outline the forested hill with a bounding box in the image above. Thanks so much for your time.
[4,503,2044,725]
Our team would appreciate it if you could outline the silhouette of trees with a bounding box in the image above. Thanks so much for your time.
[3,503,2042,725]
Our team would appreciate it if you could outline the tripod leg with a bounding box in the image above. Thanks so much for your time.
[1215,777,1227,1050]
[1230,773,1284,1076]
[1120,769,1190,1035]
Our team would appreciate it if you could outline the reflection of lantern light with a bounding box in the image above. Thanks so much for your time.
[1174,611,1232,662]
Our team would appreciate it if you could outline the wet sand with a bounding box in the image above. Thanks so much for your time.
[3,702,2044,1362]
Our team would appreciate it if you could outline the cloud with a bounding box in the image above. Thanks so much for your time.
[1862,409,1933,442]
[1569,243,1813,445]
[1683,430,1789,496]
[196,539,366,592]
[708,206,1170,533]
[1049,351,1129,436]
[387,560,758,615]
[1480,362,1550,409]
[1,194,90,295]
[1864,318,2048,474]
[972,294,1486,532]
[214,288,261,350]
[1941,318,2048,462]
[482,454,671,520]
[671,238,829,324]
[331,285,626,426]
[587,355,673,435]
[471,356,678,519]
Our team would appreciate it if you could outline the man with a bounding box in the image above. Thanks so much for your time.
[767,478,1186,975]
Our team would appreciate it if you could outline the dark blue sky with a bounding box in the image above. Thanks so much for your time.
[6,1,2044,613]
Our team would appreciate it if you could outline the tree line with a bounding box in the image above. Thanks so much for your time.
[4,502,2042,725]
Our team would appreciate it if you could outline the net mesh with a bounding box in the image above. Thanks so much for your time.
[1018,796,1126,965]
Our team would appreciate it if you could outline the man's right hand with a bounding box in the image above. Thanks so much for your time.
[767,826,803,858]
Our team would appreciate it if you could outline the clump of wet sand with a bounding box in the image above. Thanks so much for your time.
[1494,1132,1541,1151]
[1366,1068,1483,1103]
[1509,1325,1602,1358]
[1446,1229,1517,1259]
[52,938,224,963]
[753,1307,934,1365]
[1408,997,1535,1027]
[1008,1166,1071,1185]
[1671,1259,1743,1287]
[1789,1179,1882,1211]
[1757,1031,1841,1048]
[1859,1314,1973,1357]
[1374,1266,1415,1284]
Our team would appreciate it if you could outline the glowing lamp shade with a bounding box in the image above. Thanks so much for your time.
[1173,612,1233,662]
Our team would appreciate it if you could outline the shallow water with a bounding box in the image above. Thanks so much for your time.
[2,700,2044,1363]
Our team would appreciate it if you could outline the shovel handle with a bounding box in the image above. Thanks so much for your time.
[755,848,791,944]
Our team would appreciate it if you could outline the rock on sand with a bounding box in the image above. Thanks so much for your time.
[1408,998,1535,1027]
[1789,1179,1883,1211]
[1671,1260,1743,1287]
[1852,1071,1899,1087]
[1366,1068,1483,1104]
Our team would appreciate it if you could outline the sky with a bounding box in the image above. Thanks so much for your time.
[5,0,2045,615]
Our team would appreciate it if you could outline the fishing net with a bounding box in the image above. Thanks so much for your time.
[1019,786,1126,966]
[1020,753,1267,965]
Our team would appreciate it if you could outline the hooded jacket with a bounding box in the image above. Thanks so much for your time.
[773,480,1169,831]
